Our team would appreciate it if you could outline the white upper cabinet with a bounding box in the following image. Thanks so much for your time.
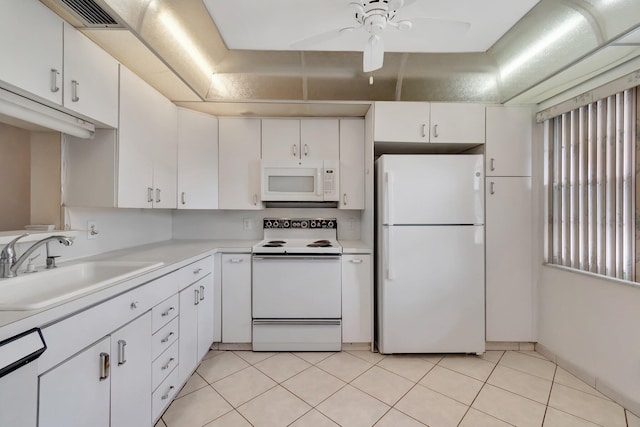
[374,102,430,143]
[0,0,63,106]
[177,108,219,209]
[374,102,485,144]
[119,66,177,209]
[430,103,485,144]
[63,23,118,127]
[485,106,533,177]
[262,119,339,160]
[339,119,365,210]
[300,119,340,160]
[261,119,300,159]
[218,118,262,209]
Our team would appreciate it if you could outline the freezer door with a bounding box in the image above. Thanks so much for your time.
[377,225,485,354]
[377,155,484,225]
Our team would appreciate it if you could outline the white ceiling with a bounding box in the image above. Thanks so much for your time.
[204,0,540,53]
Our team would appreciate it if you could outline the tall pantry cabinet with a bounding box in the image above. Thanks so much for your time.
[485,106,534,342]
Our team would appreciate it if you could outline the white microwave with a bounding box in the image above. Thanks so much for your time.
[261,160,339,202]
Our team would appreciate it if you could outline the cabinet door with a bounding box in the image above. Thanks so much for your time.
[486,177,533,341]
[222,254,252,343]
[111,312,152,427]
[178,282,198,385]
[339,120,365,210]
[430,103,485,144]
[151,90,178,209]
[0,0,63,106]
[262,119,300,159]
[39,337,111,427]
[197,275,215,360]
[374,102,430,143]
[177,108,219,209]
[63,23,118,127]
[341,255,372,343]
[219,118,262,209]
[118,66,154,208]
[300,119,340,160]
[486,106,532,177]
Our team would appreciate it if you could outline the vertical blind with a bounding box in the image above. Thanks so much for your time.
[545,88,636,281]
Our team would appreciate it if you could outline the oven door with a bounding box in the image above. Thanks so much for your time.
[252,255,341,318]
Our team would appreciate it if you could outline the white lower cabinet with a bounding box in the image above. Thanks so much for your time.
[39,311,152,427]
[221,254,252,343]
[341,254,372,344]
[178,274,214,385]
[485,177,534,342]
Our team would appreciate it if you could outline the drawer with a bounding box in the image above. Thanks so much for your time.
[179,256,213,290]
[152,340,179,391]
[152,316,179,361]
[152,366,179,422]
[152,294,179,333]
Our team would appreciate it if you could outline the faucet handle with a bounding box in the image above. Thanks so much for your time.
[46,256,60,269]
[1,233,30,260]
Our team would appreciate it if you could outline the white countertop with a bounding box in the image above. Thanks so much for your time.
[0,239,257,342]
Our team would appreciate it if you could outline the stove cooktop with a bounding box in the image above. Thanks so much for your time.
[253,218,341,254]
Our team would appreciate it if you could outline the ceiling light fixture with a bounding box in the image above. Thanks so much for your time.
[0,88,95,138]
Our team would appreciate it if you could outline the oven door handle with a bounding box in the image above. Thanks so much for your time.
[252,255,341,261]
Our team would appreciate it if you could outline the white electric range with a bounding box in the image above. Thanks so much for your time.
[252,218,342,351]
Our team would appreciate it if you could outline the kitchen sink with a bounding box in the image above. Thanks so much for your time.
[0,261,163,311]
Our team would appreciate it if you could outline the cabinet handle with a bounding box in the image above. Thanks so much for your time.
[490,181,495,195]
[350,259,363,264]
[421,124,427,138]
[130,301,139,310]
[147,187,153,203]
[117,340,127,366]
[50,69,60,93]
[490,158,496,172]
[292,144,297,157]
[199,285,205,301]
[343,193,348,205]
[433,124,439,138]
[303,144,309,156]
[161,357,175,371]
[161,386,175,400]
[181,192,186,205]
[253,194,258,206]
[155,188,161,203]
[161,306,175,317]
[99,352,110,380]
[194,288,200,305]
[161,332,174,343]
[229,258,243,263]
[194,268,203,275]
[71,80,80,102]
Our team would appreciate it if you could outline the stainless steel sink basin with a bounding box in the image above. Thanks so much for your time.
[0,261,163,311]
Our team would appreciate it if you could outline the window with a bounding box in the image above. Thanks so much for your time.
[545,88,637,281]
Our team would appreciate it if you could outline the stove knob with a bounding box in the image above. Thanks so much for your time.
[272,220,279,228]
[283,220,290,228]
[328,221,335,228]
[310,220,316,228]
[301,221,308,228]
[266,221,272,228]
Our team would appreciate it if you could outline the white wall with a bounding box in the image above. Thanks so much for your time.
[172,208,362,241]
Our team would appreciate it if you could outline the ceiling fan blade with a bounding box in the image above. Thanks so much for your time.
[407,17,471,34]
[363,35,384,72]
[291,25,361,50]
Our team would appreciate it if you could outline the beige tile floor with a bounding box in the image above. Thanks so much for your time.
[155,350,640,427]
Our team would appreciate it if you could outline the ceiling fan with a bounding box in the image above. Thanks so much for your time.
[291,0,470,73]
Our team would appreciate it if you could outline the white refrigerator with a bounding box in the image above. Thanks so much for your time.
[376,154,485,354]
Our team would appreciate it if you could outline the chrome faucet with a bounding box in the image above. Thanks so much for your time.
[0,234,74,278]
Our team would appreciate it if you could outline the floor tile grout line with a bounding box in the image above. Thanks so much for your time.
[539,362,557,427]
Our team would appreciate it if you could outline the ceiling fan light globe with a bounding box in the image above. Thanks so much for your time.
[397,20,412,31]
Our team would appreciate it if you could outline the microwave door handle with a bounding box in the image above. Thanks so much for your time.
[317,169,322,196]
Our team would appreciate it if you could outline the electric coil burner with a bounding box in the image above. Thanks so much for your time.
[252,218,342,352]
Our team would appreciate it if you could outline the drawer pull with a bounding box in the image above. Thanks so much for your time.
[161,357,175,371]
[161,386,175,400]
[194,268,203,275]
[161,307,175,317]
[229,258,243,263]
[350,259,363,264]
[130,301,139,310]
[161,332,174,343]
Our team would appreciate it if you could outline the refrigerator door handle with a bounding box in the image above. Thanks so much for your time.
[386,226,394,280]
[385,172,394,225]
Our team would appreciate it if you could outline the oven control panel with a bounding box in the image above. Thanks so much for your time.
[263,218,337,229]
